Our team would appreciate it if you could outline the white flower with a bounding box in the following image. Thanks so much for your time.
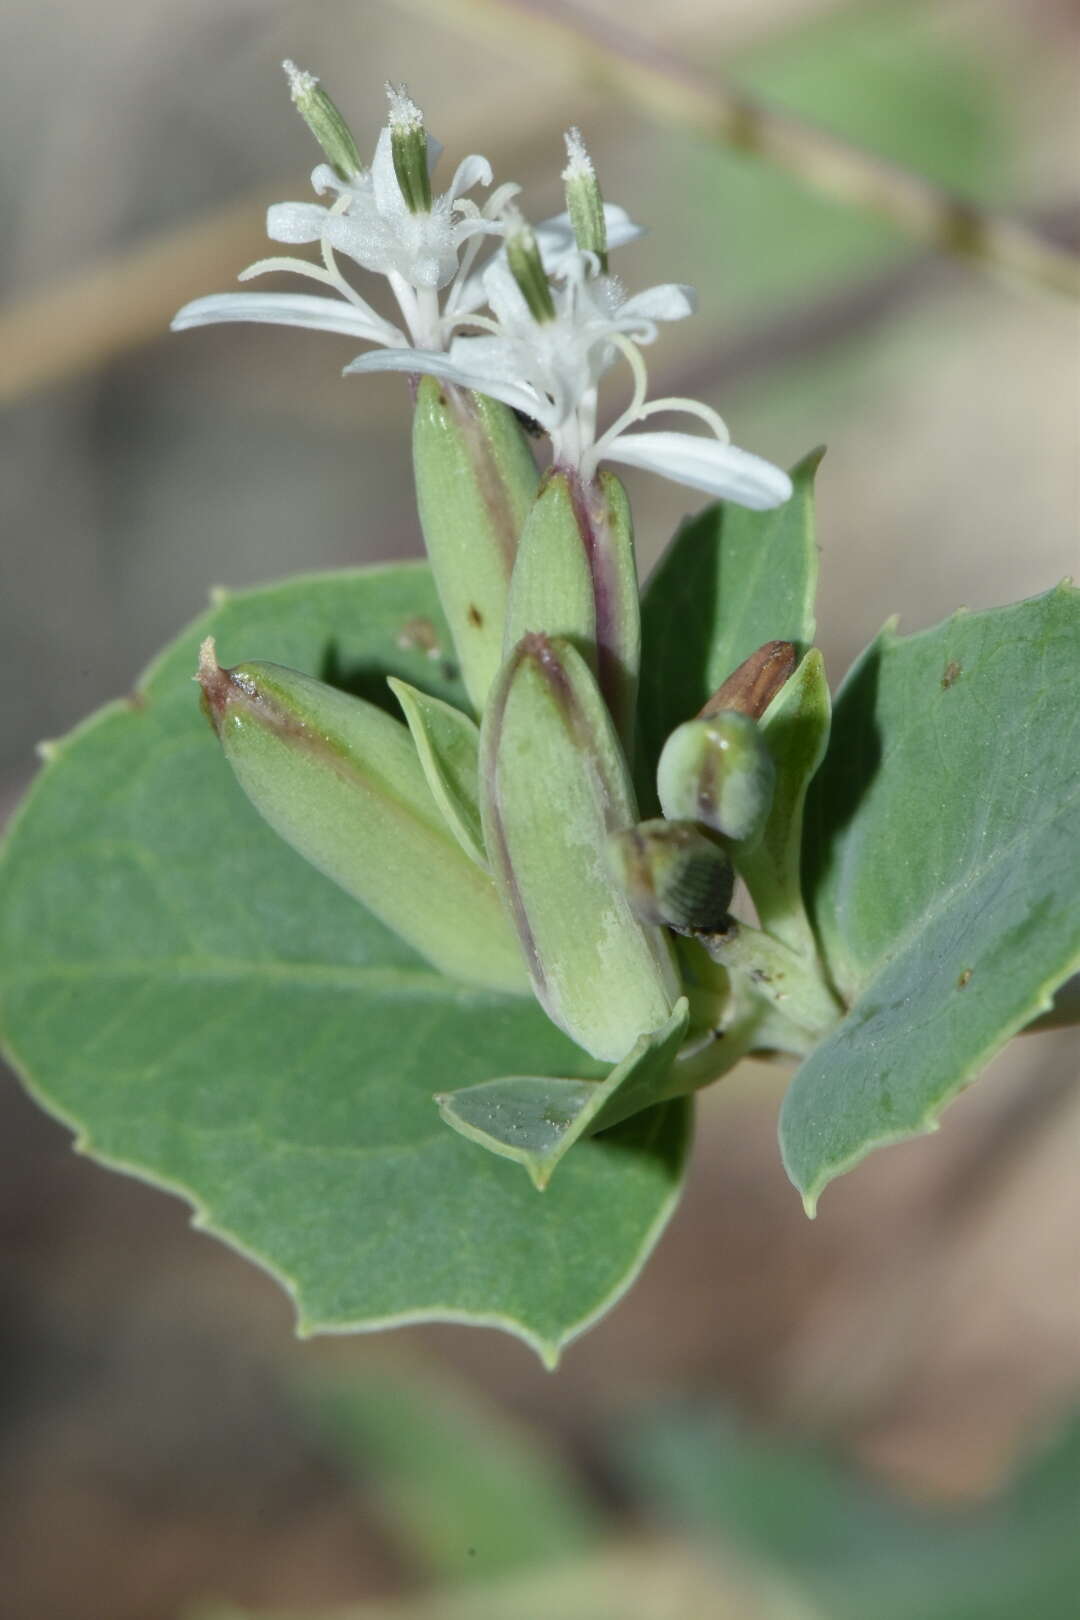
[174,78,508,353]
[345,245,792,511]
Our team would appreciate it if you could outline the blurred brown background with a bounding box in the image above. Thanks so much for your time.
[1,0,1078,1616]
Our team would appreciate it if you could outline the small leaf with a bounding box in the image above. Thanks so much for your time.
[782,584,1080,1208]
[437,999,690,1188]
[388,677,487,868]
[637,450,822,801]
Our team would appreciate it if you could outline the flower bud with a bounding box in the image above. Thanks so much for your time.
[386,82,431,213]
[562,127,608,271]
[412,376,539,714]
[505,214,556,323]
[657,710,775,844]
[481,633,680,1061]
[609,819,733,932]
[504,467,639,753]
[197,640,527,994]
[283,60,362,183]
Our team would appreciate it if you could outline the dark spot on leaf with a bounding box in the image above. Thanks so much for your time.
[125,691,147,711]
[941,660,962,689]
[467,603,484,628]
[957,968,972,988]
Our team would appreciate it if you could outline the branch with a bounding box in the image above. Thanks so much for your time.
[416,0,1080,300]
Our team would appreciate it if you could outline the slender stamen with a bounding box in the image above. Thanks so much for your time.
[586,333,650,470]
[633,396,731,441]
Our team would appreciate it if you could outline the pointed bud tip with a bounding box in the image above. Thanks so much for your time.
[195,637,232,729]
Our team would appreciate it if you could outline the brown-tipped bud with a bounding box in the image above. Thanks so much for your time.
[700,640,797,721]
[609,819,734,932]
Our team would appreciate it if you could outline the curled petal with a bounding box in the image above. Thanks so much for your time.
[446,152,493,203]
[171,291,405,348]
[618,283,697,323]
[602,431,793,509]
[343,345,546,419]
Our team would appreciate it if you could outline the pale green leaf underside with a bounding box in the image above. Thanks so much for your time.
[437,999,690,1188]
[0,565,690,1365]
[783,584,1080,1208]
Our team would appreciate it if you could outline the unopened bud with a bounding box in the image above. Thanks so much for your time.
[481,633,679,1061]
[386,82,431,212]
[197,640,526,994]
[562,127,608,271]
[609,819,734,932]
[657,710,775,844]
[283,60,362,182]
[506,214,556,323]
[504,467,639,752]
[412,377,539,712]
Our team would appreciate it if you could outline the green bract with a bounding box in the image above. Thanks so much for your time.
[411,378,539,712]
[481,632,679,1063]
[198,645,524,994]
[504,468,639,751]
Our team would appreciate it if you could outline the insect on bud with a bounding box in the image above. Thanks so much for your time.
[608,819,734,932]
[657,710,775,845]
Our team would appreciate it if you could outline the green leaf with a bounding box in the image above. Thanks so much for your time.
[302,1369,599,1581]
[388,677,487,868]
[0,564,690,1366]
[737,649,831,955]
[437,999,690,1188]
[636,450,822,802]
[621,1404,1080,1620]
[783,584,1080,1208]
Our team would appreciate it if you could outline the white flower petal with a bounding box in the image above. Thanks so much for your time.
[602,431,792,509]
[371,126,408,221]
[618,283,696,323]
[266,202,329,244]
[344,345,545,418]
[171,291,404,348]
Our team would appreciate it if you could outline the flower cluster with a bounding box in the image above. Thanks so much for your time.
[173,65,791,510]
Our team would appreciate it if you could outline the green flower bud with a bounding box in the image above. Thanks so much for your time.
[283,60,363,183]
[481,633,680,1061]
[657,710,775,844]
[505,215,556,323]
[562,127,608,271]
[386,82,431,213]
[197,640,527,994]
[609,819,733,932]
[412,377,539,714]
[504,468,639,754]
